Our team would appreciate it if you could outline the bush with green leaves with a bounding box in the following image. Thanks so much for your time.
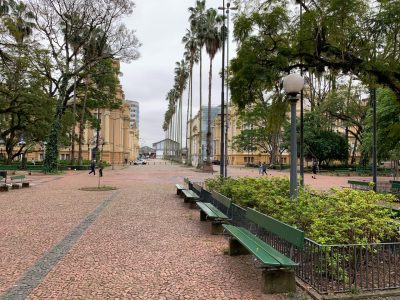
[205,176,398,245]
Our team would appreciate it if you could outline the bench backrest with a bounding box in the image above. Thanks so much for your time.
[211,190,232,209]
[348,180,370,186]
[11,175,25,180]
[391,182,400,189]
[0,176,3,181]
[246,208,304,249]
[192,182,202,196]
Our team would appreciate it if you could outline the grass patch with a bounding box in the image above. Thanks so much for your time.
[79,186,117,191]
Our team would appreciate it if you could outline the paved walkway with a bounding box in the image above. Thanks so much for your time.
[0,161,394,299]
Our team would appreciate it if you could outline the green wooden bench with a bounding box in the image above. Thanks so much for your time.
[335,169,352,176]
[0,176,9,192]
[175,177,189,196]
[348,180,371,191]
[223,208,304,294]
[10,175,29,189]
[196,190,231,234]
[390,181,400,199]
[182,181,200,207]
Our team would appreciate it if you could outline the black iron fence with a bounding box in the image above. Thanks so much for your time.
[195,185,400,294]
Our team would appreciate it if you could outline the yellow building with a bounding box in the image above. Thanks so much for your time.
[24,60,140,166]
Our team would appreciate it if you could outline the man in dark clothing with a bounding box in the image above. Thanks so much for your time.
[262,162,267,176]
[88,160,96,175]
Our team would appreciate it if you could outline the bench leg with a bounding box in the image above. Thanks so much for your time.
[189,201,198,209]
[183,196,188,203]
[211,222,223,235]
[200,210,207,221]
[11,184,21,190]
[261,268,296,294]
[228,238,249,256]
[22,182,29,188]
[0,185,9,192]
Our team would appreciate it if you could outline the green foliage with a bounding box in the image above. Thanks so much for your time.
[361,88,400,162]
[283,111,349,165]
[233,97,288,164]
[205,176,398,245]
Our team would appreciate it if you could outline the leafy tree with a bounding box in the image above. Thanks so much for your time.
[361,88,400,163]
[319,76,369,164]
[30,0,140,172]
[233,95,288,164]
[0,0,54,164]
[230,0,400,109]
[283,111,349,166]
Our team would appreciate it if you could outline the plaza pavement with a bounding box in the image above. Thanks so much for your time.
[0,161,393,299]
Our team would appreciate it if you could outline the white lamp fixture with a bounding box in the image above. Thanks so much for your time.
[283,73,305,96]
[283,72,304,200]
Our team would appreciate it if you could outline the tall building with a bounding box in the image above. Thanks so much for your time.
[126,100,139,129]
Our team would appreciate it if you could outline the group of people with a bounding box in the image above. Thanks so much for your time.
[257,161,268,176]
[88,160,104,177]
[257,160,319,178]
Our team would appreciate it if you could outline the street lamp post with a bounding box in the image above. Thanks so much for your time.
[283,73,304,199]
[218,0,226,176]
[223,2,237,178]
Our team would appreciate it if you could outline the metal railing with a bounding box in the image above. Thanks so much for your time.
[193,185,400,294]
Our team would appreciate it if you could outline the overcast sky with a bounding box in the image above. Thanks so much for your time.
[120,0,237,147]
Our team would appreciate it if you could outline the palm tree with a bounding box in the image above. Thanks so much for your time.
[183,29,200,165]
[203,8,224,168]
[174,59,189,161]
[188,0,206,167]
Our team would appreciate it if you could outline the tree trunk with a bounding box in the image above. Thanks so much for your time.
[44,75,69,173]
[78,72,90,164]
[206,57,213,166]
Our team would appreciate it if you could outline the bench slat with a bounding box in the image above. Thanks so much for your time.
[246,208,304,249]
[211,190,232,208]
[223,224,297,267]
[203,202,228,219]
[182,189,199,200]
[175,184,185,190]
[197,202,219,218]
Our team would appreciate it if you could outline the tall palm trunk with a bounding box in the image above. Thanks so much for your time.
[198,51,202,167]
[189,65,193,166]
[186,77,190,164]
[179,93,183,161]
[206,57,213,166]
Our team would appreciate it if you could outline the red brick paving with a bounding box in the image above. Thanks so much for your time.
[1,161,387,299]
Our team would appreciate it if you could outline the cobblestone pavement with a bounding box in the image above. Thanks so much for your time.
[0,161,394,299]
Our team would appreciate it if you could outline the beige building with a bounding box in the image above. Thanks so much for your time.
[23,60,140,166]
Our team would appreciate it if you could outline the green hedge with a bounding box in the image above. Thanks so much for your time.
[205,176,399,245]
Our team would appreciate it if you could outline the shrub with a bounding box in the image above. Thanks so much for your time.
[204,176,398,245]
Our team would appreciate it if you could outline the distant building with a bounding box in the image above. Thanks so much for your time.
[126,100,139,129]
[153,139,180,159]
[139,146,156,159]
[187,106,221,166]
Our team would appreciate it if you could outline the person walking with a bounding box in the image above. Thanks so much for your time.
[98,160,104,177]
[312,161,318,179]
[262,162,267,176]
[257,161,262,175]
[88,160,96,175]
